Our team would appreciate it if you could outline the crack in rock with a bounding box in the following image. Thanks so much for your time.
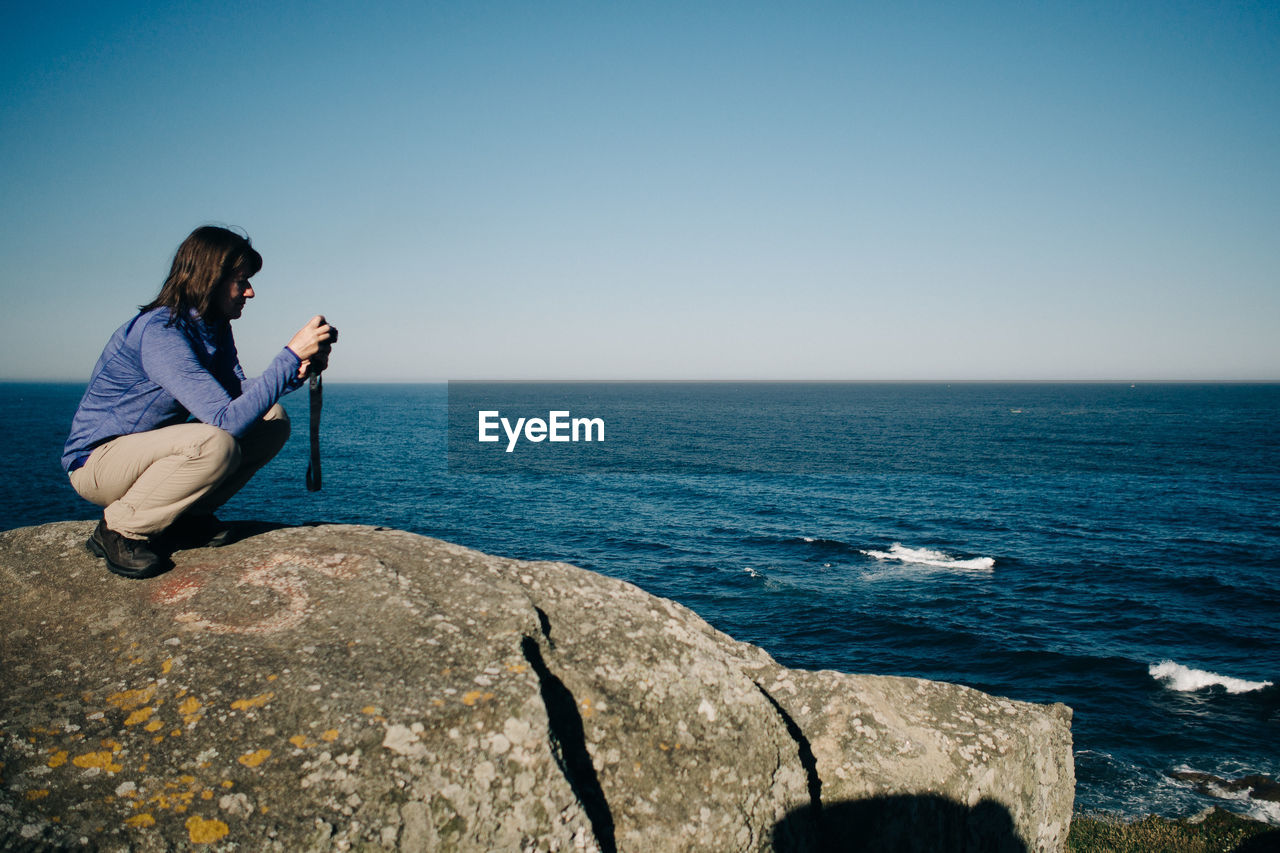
[756,682,823,820]
[520,630,614,852]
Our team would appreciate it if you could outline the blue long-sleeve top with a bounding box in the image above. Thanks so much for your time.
[62,308,304,472]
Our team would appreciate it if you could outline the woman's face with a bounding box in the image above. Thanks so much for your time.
[215,275,255,319]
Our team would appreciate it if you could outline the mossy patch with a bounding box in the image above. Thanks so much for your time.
[1068,808,1280,853]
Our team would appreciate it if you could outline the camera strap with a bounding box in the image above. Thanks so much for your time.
[306,373,323,491]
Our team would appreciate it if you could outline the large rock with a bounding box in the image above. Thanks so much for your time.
[0,522,1073,851]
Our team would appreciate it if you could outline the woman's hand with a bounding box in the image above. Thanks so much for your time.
[289,315,337,378]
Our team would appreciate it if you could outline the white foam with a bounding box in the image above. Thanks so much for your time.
[860,543,995,572]
[743,567,763,579]
[1149,661,1273,694]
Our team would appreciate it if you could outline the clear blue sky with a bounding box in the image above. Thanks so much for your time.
[2,0,1277,380]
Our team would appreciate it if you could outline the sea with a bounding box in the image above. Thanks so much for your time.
[3,380,1278,824]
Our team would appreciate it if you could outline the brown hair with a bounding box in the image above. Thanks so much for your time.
[141,226,263,322]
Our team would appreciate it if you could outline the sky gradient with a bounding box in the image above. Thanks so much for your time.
[2,1,1277,381]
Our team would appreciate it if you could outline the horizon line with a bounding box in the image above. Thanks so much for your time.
[3,377,1278,385]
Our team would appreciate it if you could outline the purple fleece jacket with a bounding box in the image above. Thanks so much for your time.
[62,308,304,472]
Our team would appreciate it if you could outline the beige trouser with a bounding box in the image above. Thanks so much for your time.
[69,404,290,539]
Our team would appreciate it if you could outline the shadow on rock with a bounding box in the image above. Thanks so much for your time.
[180,519,333,550]
[773,794,1028,853]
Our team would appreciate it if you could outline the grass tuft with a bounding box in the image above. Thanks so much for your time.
[1068,808,1280,853]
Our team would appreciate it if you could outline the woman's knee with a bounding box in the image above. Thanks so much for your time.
[238,406,291,465]
[261,405,292,445]
[189,425,240,474]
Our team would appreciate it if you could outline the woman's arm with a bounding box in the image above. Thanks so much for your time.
[140,321,301,438]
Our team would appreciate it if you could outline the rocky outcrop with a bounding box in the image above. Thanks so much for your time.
[0,521,1074,851]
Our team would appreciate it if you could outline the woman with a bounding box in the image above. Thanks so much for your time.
[63,226,336,578]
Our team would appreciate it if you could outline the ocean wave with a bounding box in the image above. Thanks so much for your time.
[860,543,995,572]
[1149,661,1274,694]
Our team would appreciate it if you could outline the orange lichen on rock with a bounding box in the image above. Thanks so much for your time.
[237,749,271,768]
[185,815,229,843]
[107,686,157,712]
[124,706,155,726]
[125,813,155,828]
[230,692,275,711]
[47,749,68,768]
[72,751,123,773]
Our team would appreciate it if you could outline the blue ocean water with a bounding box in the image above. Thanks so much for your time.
[3,381,1278,822]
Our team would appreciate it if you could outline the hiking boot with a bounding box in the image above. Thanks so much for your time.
[86,518,166,579]
[164,513,234,549]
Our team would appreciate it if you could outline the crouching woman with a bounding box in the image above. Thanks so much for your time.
[62,225,336,578]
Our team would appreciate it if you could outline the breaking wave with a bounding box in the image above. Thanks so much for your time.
[860,543,995,572]
[1149,661,1274,694]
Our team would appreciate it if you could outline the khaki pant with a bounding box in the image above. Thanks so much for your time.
[69,404,290,539]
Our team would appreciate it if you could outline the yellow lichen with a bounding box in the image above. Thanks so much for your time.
[72,751,123,773]
[161,658,173,675]
[125,813,155,828]
[144,720,164,733]
[25,789,50,800]
[102,739,124,752]
[237,749,271,768]
[201,790,213,800]
[320,729,339,742]
[47,750,68,768]
[288,735,311,748]
[185,816,229,843]
[361,705,378,714]
[220,780,234,788]
[107,686,156,711]
[461,691,495,706]
[124,707,155,726]
[230,692,274,711]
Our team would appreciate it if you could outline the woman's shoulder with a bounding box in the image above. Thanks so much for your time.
[132,307,203,349]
